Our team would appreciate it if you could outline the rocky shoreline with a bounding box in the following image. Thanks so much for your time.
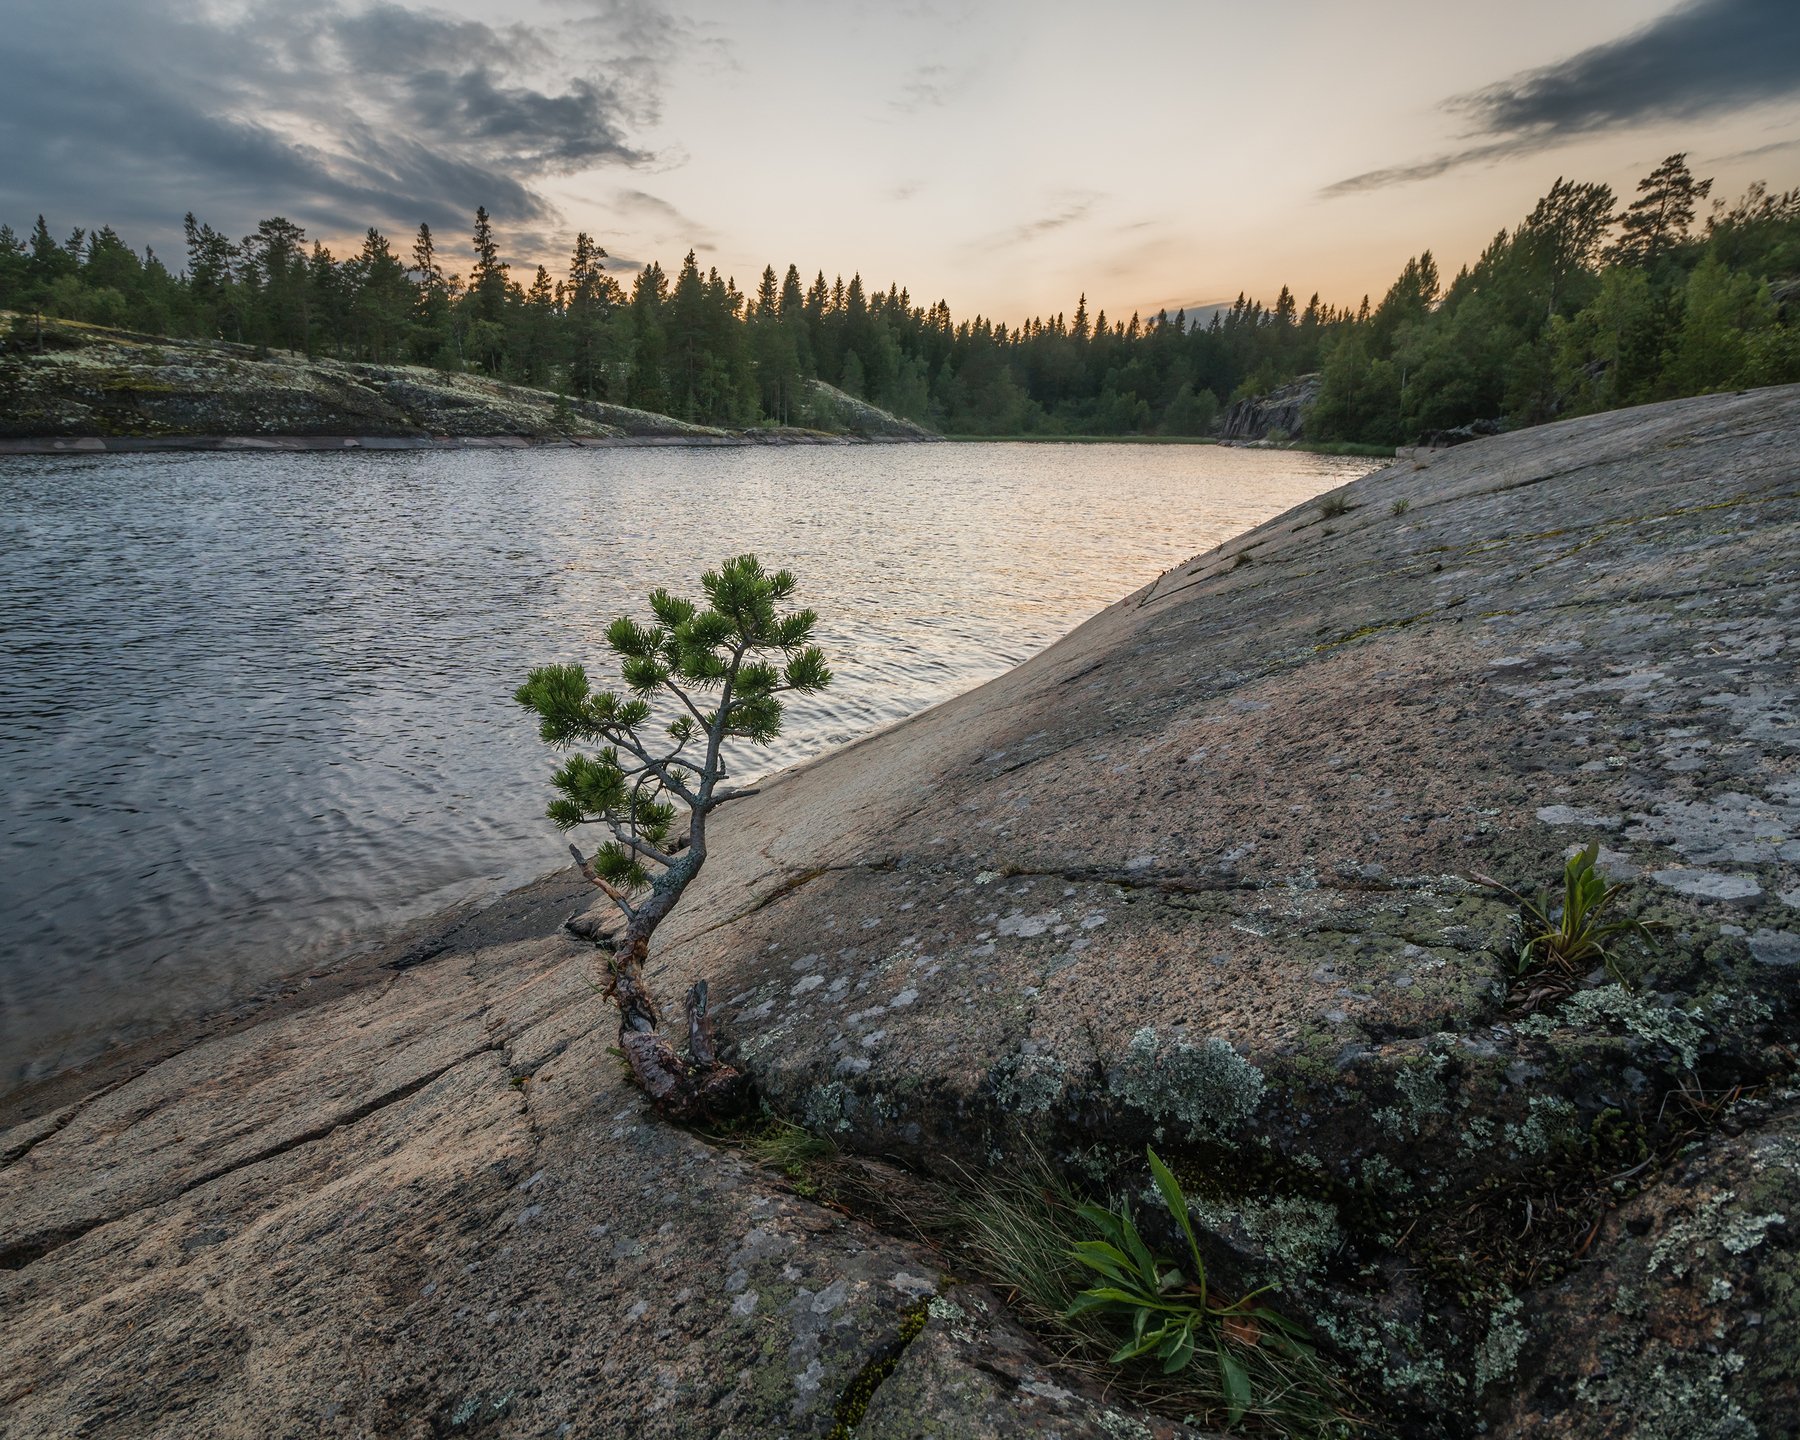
[0,316,936,446]
[2,386,1797,1437]
[0,429,922,456]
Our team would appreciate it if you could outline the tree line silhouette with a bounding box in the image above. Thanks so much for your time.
[3,155,1795,441]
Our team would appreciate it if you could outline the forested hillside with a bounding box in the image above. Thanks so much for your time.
[3,154,1795,441]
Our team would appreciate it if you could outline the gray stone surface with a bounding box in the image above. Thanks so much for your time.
[1220,373,1322,441]
[1489,1092,1800,1437]
[3,385,1798,1435]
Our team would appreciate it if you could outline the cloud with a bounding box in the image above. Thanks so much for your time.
[889,52,988,117]
[892,62,971,115]
[1453,0,1800,137]
[1322,138,1545,198]
[893,64,953,114]
[1703,135,1800,166]
[1324,0,1800,196]
[0,0,659,257]
[967,192,1102,252]
[554,0,719,124]
[611,189,718,249]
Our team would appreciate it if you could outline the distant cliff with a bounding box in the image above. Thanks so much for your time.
[1220,372,1321,441]
[0,315,936,447]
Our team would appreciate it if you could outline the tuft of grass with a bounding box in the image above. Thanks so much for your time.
[1390,497,1410,517]
[727,1113,957,1234]
[1474,841,1657,1012]
[1316,493,1351,520]
[952,1159,1089,1320]
[740,1114,838,1198]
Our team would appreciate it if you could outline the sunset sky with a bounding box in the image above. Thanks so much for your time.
[5,0,1798,324]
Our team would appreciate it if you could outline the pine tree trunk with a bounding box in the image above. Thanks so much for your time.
[580,840,748,1122]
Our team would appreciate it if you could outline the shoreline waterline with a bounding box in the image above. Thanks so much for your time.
[0,441,1380,1088]
[0,431,926,456]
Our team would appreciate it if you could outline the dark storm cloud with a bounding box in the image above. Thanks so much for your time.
[1455,0,1800,137]
[0,0,656,256]
[1324,0,1800,196]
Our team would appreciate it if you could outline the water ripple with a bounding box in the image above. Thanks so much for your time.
[0,442,1374,1082]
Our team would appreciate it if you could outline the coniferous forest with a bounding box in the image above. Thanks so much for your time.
[3,154,1797,443]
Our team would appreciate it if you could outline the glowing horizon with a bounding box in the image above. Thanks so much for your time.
[4,0,1797,329]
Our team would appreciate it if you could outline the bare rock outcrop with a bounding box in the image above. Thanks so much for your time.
[0,317,932,444]
[4,385,1799,1435]
[1220,372,1322,440]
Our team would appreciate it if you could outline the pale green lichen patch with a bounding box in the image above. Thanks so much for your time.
[1311,1307,1462,1411]
[989,1050,1069,1116]
[1500,1095,1581,1161]
[1572,1347,1755,1439]
[805,1081,857,1134]
[1109,1027,1265,1140]
[1474,1295,1525,1391]
[1516,984,1709,1069]
[1183,1189,1343,1278]
[1097,1412,1152,1440]
[1372,1048,1452,1139]
[1357,1152,1414,1198]
[1648,1191,1787,1277]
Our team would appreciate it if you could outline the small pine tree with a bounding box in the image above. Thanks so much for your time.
[514,556,832,1117]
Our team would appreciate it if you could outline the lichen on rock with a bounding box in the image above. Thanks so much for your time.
[1109,1027,1266,1141]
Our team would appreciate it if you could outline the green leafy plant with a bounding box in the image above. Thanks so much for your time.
[1475,841,1656,998]
[1066,1147,1313,1425]
[1390,497,1410,517]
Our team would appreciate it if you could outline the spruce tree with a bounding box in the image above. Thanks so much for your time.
[408,223,453,365]
[779,264,805,320]
[0,224,26,311]
[469,205,510,325]
[350,228,411,362]
[515,556,832,1117]
[566,231,620,399]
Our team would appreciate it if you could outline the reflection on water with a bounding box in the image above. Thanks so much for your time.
[0,441,1377,1081]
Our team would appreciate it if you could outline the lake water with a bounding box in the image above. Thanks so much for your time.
[0,442,1378,1085]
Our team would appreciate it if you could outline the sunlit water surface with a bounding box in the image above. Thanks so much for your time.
[0,442,1378,1082]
